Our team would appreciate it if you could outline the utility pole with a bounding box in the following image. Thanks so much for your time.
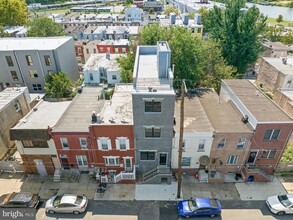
[177,80,186,199]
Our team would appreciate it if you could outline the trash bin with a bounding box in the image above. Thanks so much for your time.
[235,173,242,181]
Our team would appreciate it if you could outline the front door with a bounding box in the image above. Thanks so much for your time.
[247,150,258,164]
[159,153,167,166]
[34,159,47,176]
[60,155,70,169]
[76,155,88,172]
[124,158,132,172]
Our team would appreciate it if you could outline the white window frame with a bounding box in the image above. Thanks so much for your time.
[60,138,69,149]
[264,129,280,140]
[227,155,238,165]
[144,126,161,138]
[217,138,226,149]
[79,138,87,149]
[76,155,88,166]
[115,137,130,150]
[198,139,205,152]
[261,149,277,159]
[97,137,112,150]
[237,138,246,149]
[103,156,120,166]
[115,48,119,53]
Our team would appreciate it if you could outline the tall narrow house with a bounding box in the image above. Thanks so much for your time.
[132,41,175,184]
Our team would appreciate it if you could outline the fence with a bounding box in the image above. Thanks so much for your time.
[276,162,293,173]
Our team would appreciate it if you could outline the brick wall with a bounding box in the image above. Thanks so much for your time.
[21,154,55,175]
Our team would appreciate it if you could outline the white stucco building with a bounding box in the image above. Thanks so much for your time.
[125,5,143,22]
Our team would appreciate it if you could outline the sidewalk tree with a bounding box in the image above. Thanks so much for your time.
[276,15,283,23]
[27,17,66,37]
[205,0,267,76]
[0,0,28,26]
[44,72,73,98]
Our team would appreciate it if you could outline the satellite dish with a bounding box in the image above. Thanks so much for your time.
[199,155,210,166]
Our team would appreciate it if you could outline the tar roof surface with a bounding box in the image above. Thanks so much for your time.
[198,89,253,133]
[223,80,292,122]
[53,87,105,132]
[12,100,71,130]
[174,95,213,133]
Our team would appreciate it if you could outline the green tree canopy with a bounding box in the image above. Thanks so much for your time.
[276,14,283,23]
[45,72,73,98]
[0,0,28,26]
[205,0,267,76]
[117,24,235,90]
[27,17,65,37]
[163,6,180,16]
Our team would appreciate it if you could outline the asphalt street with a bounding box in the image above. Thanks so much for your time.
[35,200,293,220]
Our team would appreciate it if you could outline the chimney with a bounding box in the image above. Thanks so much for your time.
[106,52,110,60]
[170,13,176,25]
[91,111,97,123]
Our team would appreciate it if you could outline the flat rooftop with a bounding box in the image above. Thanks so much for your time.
[0,37,73,51]
[99,84,133,125]
[223,80,293,122]
[174,95,213,133]
[83,53,125,72]
[262,57,293,75]
[199,89,253,133]
[53,87,105,132]
[0,87,28,111]
[278,88,293,101]
[12,100,71,130]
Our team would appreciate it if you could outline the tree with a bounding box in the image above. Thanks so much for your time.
[276,14,283,23]
[263,25,284,42]
[0,0,28,26]
[205,0,267,76]
[27,17,65,37]
[281,144,293,162]
[163,6,180,16]
[44,72,73,98]
[126,0,133,5]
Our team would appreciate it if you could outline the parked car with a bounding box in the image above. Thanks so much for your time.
[0,192,40,208]
[266,194,293,215]
[177,197,221,218]
[45,194,88,214]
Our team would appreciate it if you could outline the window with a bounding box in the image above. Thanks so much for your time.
[11,71,18,81]
[140,151,156,160]
[5,56,14,66]
[97,137,111,150]
[198,139,205,152]
[47,70,54,75]
[261,150,277,159]
[26,55,33,66]
[32,84,42,91]
[264,129,280,140]
[182,140,185,152]
[22,140,48,148]
[122,48,126,54]
[78,48,82,55]
[61,138,69,149]
[44,55,51,66]
[145,127,161,138]
[93,49,96,53]
[182,157,191,166]
[15,101,20,112]
[76,155,88,166]
[80,138,87,149]
[115,48,119,53]
[89,73,94,81]
[86,49,89,54]
[227,155,238,165]
[145,100,162,112]
[237,138,246,149]
[107,47,110,53]
[115,137,130,150]
[112,75,117,80]
[100,48,104,53]
[104,156,119,166]
[197,27,201,33]
[217,138,226,149]
[29,70,38,78]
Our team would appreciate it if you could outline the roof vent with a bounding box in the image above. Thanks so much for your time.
[282,58,287,65]
[148,87,153,92]
[242,115,249,124]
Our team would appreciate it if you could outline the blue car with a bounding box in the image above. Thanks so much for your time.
[178,197,222,218]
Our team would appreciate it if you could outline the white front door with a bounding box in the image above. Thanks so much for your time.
[34,159,47,176]
[124,158,132,172]
[76,155,88,172]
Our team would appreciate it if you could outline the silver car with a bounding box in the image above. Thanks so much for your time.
[266,194,293,215]
[45,194,88,214]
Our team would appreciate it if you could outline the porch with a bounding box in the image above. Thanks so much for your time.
[97,165,136,183]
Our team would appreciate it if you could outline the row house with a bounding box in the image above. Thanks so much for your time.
[125,5,144,22]
[51,85,136,183]
[0,37,79,93]
[10,100,71,175]
[132,41,175,184]
[97,39,129,54]
[83,40,102,62]
[83,53,125,86]
[199,89,254,183]
[220,79,293,182]
[74,39,90,71]
[0,87,31,160]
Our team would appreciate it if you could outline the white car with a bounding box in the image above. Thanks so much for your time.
[266,194,293,215]
[45,194,88,215]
